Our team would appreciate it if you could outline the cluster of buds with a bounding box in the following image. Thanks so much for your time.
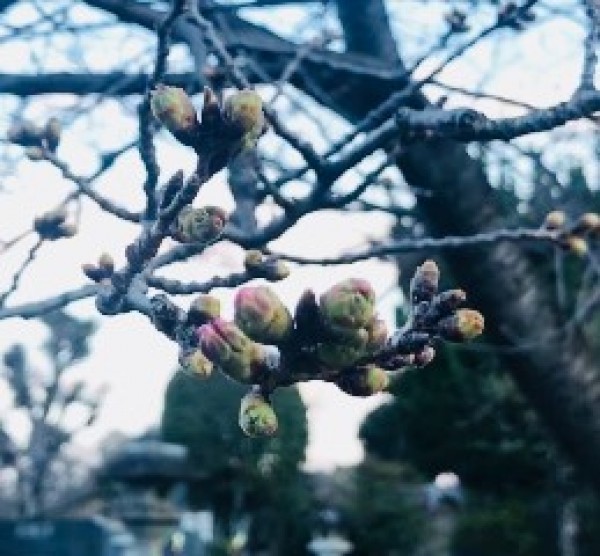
[7,117,61,154]
[173,205,228,244]
[313,279,386,371]
[150,85,266,157]
[543,210,600,257]
[33,208,76,240]
[82,253,115,283]
[175,261,483,437]
[244,250,290,281]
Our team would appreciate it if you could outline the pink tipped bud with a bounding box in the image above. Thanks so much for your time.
[234,286,292,344]
[197,319,263,383]
[320,278,376,329]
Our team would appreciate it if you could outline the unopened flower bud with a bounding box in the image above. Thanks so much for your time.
[197,318,264,383]
[44,117,61,151]
[239,390,278,437]
[25,146,45,161]
[366,318,388,352]
[320,278,376,329]
[7,121,42,147]
[150,85,199,138]
[187,294,221,325]
[414,346,436,367]
[562,235,588,257]
[98,253,114,273]
[438,308,484,342]
[336,365,390,397]
[224,90,266,150]
[574,213,600,235]
[179,348,213,379]
[234,286,292,344]
[175,206,228,244]
[544,210,566,230]
[410,260,440,303]
[244,250,290,281]
[34,208,72,240]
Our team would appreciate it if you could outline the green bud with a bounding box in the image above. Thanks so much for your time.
[187,294,221,325]
[197,318,264,383]
[320,278,376,329]
[179,348,213,379]
[150,85,199,137]
[175,206,228,244]
[224,90,266,150]
[438,309,484,342]
[335,365,390,397]
[410,260,439,303]
[244,250,290,281]
[239,390,278,437]
[234,286,293,344]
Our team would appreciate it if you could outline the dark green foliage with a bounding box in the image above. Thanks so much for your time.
[161,371,311,554]
[360,344,556,493]
[451,498,556,556]
[341,459,425,556]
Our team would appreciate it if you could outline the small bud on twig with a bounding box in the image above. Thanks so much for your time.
[239,390,278,437]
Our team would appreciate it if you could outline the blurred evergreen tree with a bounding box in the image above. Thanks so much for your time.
[161,370,311,555]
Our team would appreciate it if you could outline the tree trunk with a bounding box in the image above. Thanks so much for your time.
[334,0,600,492]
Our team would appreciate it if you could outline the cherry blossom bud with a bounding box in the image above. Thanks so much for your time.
[174,206,228,244]
[438,309,484,342]
[320,278,376,329]
[335,365,390,397]
[410,260,439,303]
[544,210,566,230]
[179,348,213,379]
[239,390,278,437]
[44,117,61,151]
[234,286,292,344]
[150,85,199,137]
[573,213,600,235]
[187,294,221,325]
[197,318,264,383]
[224,90,266,150]
[562,235,588,257]
[244,250,290,281]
